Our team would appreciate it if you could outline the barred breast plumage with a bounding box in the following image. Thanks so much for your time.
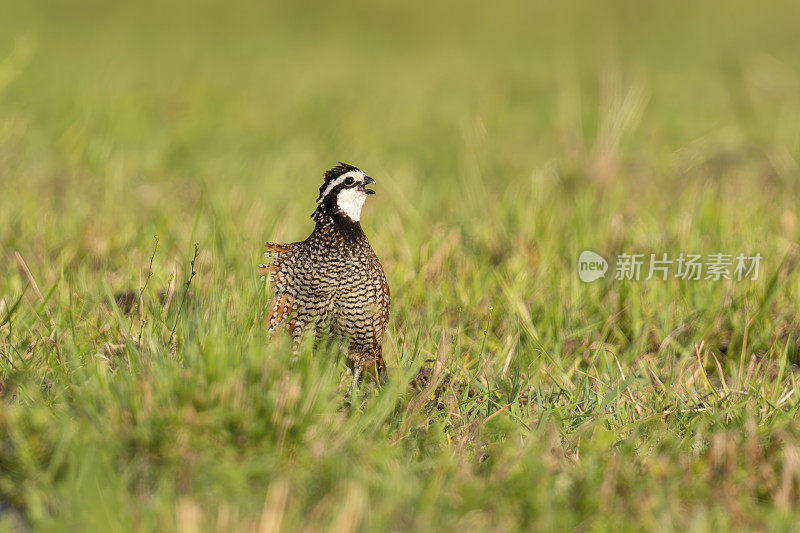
[259,163,390,381]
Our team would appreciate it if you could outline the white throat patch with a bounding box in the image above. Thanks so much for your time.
[336,187,368,221]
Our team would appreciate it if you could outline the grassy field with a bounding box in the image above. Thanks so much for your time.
[2,0,800,530]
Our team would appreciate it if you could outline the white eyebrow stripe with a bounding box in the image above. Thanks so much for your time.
[318,170,365,203]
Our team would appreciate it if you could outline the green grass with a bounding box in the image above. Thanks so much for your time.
[2,0,800,530]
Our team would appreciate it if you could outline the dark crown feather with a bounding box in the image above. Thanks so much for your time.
[323,162,360,183]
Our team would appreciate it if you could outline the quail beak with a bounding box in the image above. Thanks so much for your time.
[359,176,376,195]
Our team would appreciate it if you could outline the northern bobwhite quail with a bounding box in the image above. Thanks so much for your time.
[258,163,391,391]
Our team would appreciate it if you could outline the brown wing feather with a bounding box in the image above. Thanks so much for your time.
[260,241,304,332]
[258,240,300,283]
[266,293,295,332]
[264,241,296,253]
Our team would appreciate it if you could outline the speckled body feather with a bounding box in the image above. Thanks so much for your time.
[260,164,390,375]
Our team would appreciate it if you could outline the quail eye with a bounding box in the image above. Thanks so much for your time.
[344,177,355,186]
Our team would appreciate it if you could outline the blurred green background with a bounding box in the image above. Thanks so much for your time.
[1,0,800,530]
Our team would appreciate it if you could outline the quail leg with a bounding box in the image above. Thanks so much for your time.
[345,365,362,403]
